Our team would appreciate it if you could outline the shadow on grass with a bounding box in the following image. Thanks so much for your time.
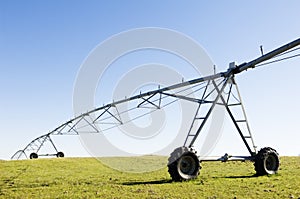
[223,174,258,179]
[122,179,173,185]
[122,174,262,185]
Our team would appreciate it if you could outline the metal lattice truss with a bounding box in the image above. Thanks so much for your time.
[9,74,261,160]
[11,38,300,160]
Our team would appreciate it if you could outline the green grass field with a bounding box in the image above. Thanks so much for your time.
[0,156,299,198]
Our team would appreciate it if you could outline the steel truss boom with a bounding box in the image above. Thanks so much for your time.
[233,38,300,74]
[11,38,300,160]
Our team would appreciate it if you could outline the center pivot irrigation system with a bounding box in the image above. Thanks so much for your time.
[12,38,300,181]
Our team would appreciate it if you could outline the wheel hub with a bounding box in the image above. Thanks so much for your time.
[265,155,277,171]
[179,156,196,175]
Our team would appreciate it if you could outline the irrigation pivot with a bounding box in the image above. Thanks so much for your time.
[12,38,300,181]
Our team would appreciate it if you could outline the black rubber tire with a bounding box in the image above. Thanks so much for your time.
[56,152,64,158]
[254,147,280,175]
[29,153,38,159]
[168,146,200,181]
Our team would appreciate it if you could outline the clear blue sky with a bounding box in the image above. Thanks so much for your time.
[1,1,300,160]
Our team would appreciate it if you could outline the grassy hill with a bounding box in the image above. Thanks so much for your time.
[0,156,299,198]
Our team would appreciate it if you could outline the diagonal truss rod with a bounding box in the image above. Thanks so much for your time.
[213,80,255,155]
[187,78,231,147]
